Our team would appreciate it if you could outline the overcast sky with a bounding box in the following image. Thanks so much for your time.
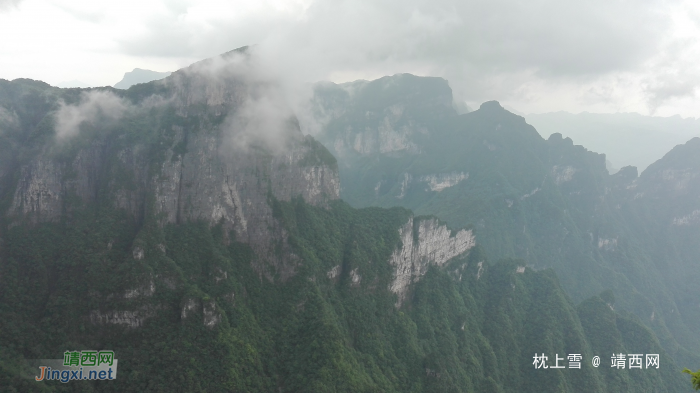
[1,0,699,117]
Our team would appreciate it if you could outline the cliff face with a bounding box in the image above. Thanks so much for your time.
[0,57,694,393]
[309,74,700,371]
[312,74,455,160]
[3,51,340,281]
[389,217,476,306]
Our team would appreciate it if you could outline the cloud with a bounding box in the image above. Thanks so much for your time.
[120,0,674,79]
[118,0,304,59]
[170,49,302,153]
[4,0,687,116]
[54,91,129,139]
[0,0,22,11]
[222,84,299,153]
[641,33,700,114]
[110,0,694,116]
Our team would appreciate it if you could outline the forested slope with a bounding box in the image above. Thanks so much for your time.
[311,74,700,375]
[0,54,693,391]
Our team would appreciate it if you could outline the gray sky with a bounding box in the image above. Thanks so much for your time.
[1,0,699,117]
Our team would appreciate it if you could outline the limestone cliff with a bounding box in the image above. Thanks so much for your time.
[389,216,476,306]
[5,50,340,282]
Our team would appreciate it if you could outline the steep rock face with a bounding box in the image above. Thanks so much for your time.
[334,108,423,155]
[9,159,63,222]
[389,216,476,306]
[4,51,341,282]
[10,140,107,223]
[419,171,469,192]
[148,129,339,280]
[309,74,700,370]
[638,138,700,203]
[312,74,455,160]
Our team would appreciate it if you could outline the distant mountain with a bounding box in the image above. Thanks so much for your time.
[310,74,700,378]
[526,112,700,173]
[1,54,693,391]
[0,54,700,393]
[113,68,171,89]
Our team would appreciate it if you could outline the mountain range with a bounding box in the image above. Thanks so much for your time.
[0,49,697,392]
[527,111,700,172]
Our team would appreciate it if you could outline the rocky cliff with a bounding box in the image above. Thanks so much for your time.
[389,217,475,306]
[3,50,340,282]
[309,74,700,372]
[0,54,693,393]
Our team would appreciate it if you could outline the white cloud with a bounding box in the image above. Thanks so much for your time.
[0,0,22,11]
[54,90,128,139]
[1,0,700,117]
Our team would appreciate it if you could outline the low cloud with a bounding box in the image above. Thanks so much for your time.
[176,49,303,154]
[54,90,173,139]
[54,91,128,139]
[0,0,22,12]
[222,85,298,153]
[107,0,700,116]
[118,0,678,105]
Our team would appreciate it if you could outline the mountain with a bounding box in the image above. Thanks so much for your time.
[0,53,694,391]
[526,112,700,172]
[113,68,172,89]
[310,74,700,376]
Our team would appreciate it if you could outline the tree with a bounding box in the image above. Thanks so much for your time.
[683,368,700,391]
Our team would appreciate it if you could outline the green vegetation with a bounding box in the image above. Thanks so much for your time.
[312,75,700,380]
[684,368,700,390]
[0,74,695,392]
[0,196,690,391]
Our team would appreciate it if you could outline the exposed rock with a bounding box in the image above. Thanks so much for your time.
[90,307,156,328]
[389,217,476,306]
[213,268,228,283]
[397,173,412,199]
[597,237,617,251]
[181,298,198,320]
[326,265,341,279]
[132,247,145,260]
[419,172,469,192]
[223,292,235,304]
[7,55,341,284]
[203,300,221,328]
[350,268,361,286]
[476,261,484,280]
[9,159,63,222]
[520,187,540,200]
[552,165,576,184]
[672,210,700,226]
[124,278,155,299]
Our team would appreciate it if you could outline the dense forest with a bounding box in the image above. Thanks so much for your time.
[0,55,697,391]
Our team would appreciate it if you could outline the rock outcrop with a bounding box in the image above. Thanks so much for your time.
[6,49,340,282]
[389,216,476,306]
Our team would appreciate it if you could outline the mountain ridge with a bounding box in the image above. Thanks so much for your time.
[0,51,695,391]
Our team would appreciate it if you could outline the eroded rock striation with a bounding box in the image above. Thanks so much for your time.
[6,49,340,282]
[389,216,476,306]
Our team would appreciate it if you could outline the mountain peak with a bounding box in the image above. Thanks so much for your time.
[479,100,504,111]
[113,68,171,89]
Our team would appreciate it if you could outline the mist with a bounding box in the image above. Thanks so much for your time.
[106,0,700,117]
[53,89,171,140]
[0,105,18,130]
